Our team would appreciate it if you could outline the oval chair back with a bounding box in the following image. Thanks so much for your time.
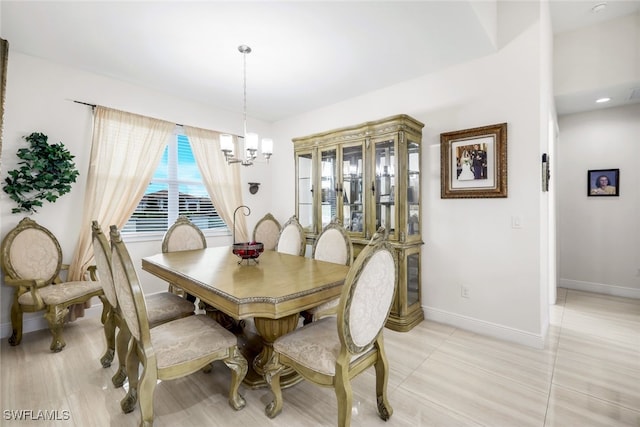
[275,215,305,256]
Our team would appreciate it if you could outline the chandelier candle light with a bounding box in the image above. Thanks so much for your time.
[221,45,273,166]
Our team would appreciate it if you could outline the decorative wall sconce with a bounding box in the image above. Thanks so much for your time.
[248,182,260,194]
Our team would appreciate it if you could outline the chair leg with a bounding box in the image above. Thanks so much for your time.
[112,319,131,388]
[264,353,284,418]
[334,364,353,427]
[373,343,393,421]
[8,300,23,346]
[121,341,140,414]
[100,307,116,368]
[223,347,248,410]
[138,358,157,427]
[43,304,68,352]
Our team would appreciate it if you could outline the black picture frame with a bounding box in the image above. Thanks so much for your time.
[588,169,619,197]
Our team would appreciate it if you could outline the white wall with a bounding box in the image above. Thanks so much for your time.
[2,3,555,348]
[558,104,640,298]
[270,5,551,347]
[0,52,273,337]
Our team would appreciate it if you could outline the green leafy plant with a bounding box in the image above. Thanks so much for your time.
[3,132,80,214]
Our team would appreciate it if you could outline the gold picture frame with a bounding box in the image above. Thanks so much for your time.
[440,122,507,198]
[0,38,8,153]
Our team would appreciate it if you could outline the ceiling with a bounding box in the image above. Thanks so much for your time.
[1,1,639,122]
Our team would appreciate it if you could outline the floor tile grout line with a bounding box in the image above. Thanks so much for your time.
[543,289,567,426]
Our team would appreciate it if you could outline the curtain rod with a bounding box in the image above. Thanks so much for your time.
[71,99,184,127]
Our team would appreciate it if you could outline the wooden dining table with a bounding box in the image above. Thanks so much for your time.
[141,246,350,388]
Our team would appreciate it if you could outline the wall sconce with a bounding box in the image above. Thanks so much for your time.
[248,182,260,194]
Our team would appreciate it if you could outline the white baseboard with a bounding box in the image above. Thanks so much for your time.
[424,306,545,349]
[0,303,104,340]
[559,279,640,299]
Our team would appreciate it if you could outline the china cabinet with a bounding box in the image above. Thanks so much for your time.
[293,114,424,331]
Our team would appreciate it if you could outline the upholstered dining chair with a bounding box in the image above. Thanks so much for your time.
[275,215,306,256]
[252,212,281,250]
[302,218,353,324]
[91,221,195,388]
[1,217,106,352]
[109,225,247,425]
[265,228,397,427]
[161,215,207,300]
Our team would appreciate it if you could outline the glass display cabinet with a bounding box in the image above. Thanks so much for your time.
[293,114,424,331]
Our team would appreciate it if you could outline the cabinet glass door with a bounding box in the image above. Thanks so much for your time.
[407,251,420,306]
[407,140,420,238]
[296,152,314,232]
[319,148,337,229]
[374,139,396,237]
[341,144,364,234]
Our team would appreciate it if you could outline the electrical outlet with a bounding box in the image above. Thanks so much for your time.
[461,285,470,298]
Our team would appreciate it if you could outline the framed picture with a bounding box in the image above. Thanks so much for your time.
[588,168,619,197]
[441,123,508,198]
[349,211,363,232]
[1,38,8,152]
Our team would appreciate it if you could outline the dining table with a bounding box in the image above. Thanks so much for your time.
[141,246,350,389]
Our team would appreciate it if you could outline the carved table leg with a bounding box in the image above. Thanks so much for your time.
[242,313,302,389]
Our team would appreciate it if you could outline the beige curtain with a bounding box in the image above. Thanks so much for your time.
[184,125,248,242]
[68,107,174,317]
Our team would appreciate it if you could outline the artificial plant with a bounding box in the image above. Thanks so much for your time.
[3,132,80,214]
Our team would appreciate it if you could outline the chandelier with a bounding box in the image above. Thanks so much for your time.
[220,45,273,166]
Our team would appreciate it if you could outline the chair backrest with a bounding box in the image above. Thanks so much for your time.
[252,213,281,250]
[91,221,118,309]
[337,228,397,354]
[0,217,62,284]
[312,218,353,266]
[162,216,207,253]
[275,215,305,256]
[110,225,150,347]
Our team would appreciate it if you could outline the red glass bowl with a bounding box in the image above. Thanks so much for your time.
[232,242,264,260]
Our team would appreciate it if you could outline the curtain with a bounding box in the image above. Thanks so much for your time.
[68,106,173,318]
[184,125,248,242]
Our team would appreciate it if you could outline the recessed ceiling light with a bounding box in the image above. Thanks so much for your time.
[596,97,611,103]
[591,3,607,13]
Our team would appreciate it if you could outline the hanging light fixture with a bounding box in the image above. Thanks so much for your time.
[221,45,273,166]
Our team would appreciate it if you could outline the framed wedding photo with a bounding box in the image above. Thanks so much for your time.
[440,122,508,198]
[588,168,619,197]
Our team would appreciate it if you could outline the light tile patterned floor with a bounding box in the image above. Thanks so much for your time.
[1,288,638,426]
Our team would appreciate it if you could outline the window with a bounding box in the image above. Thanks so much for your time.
[123,132,228,234]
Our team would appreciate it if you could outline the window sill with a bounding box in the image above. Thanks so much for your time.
[122,228,231,243]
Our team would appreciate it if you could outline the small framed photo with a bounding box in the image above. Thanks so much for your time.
[349,211,363,232]
[440,123,508,198]
[588,169,619,197]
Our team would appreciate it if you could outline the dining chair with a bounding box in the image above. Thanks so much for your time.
[275,215,306,256]
[109,225,247,425]
[1,217,106,352]
[265,228,397,427]
[161,215,207,300]
[252,212,281,250]
[91,221,195,388]
[302,218,353,324]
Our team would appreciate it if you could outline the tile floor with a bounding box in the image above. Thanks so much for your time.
[1,288,638,426]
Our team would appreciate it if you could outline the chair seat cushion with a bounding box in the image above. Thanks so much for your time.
[146,292,195,327]
[150,314,238,369]
[17,280,103,306]
[273,317,369,376]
